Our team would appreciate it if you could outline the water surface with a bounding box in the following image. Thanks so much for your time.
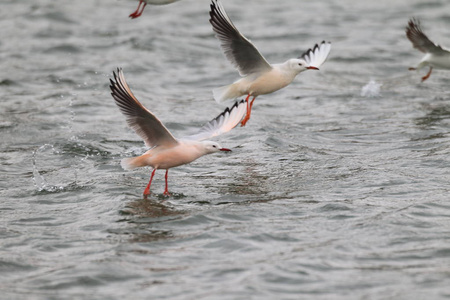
[1,0,450,299]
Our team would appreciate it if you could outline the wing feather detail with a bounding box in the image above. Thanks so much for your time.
[209,0,272,76]
[406,18,443,54]
[183,99,246,141]
[109,68,178,148]
[300,41,331,68]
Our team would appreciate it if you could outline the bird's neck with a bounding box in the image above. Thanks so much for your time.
[276,61,302,78]
[180,140,211,156]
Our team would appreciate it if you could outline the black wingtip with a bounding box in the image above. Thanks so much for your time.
[209,98,245,124]
[110,71,117,94]
[299,41,330,60]
[109,78,115,91]
[110,67,123,85]
[110,67,131,103]
[405,17,425,47]
[110,68,120,94]
[406,17,421,32]
[209,0,217,23]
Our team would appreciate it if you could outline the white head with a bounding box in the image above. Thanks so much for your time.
[201,141,231,155]
[288,58,319,74]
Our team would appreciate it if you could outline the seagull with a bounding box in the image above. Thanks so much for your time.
[209,0,331,126]
[406,18,450,82]
[129,0,180,19]
[109,69,246,198]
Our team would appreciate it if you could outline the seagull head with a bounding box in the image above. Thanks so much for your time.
[202,141,231,154]
[289,58,320,74]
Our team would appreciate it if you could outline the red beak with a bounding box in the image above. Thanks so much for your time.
[307,66,319,70]
[220,148,232,152]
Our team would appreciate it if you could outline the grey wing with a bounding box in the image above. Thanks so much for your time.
[406,18,444,54]
[300,41,332,68]
[209,0,272,76]
[109,68,178,148]
[183,99,247,141]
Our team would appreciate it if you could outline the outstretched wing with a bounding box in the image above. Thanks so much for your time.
[109,68,178,148]
[183,99,247,141]
[300,41,332,68]
[406,18,444,54]
[209,0,272,76]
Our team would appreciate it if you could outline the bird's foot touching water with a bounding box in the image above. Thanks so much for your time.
[143,191,171,200]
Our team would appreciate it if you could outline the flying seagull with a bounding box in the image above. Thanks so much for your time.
[209,0,331,126]
[110,68,246,197]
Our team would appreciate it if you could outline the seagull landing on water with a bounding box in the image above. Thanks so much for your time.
[110,69,247,198]
[406,18,450,82]
[209,0,331,126]
[129,0,180,19]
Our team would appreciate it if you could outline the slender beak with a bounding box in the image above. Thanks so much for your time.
[220,148,232,152]
[307,66,319,70]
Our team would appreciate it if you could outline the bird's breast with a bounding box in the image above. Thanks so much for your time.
[428,53,450,69]
[247,69,293,96]
[149,144,203,169]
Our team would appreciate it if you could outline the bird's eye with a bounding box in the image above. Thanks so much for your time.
[298,63,303,66]
[213,145,217,148]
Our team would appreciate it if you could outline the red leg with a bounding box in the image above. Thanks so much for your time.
[129,1,147,19]
[163,169,170,196]
[138,3,147,17]
[249,96,256,111]
[240,94,253,127]
[129,1,142,18]
[241,95,257,127]
[421,67,432,82]
[143,169,156,199]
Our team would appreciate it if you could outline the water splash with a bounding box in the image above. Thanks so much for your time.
[124,145,147,157]
[68,93,79,142]
[361,80,382,98]
[31,143,95,194]
[32,144,65,192]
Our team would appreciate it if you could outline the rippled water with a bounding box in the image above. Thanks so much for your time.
[2,0,450,299]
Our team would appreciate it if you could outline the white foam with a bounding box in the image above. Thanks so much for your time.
[361,80,382,98]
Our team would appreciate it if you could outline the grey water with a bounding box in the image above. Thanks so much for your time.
[1,0,450,299]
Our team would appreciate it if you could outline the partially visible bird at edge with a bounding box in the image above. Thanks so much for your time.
[129,0,180,19]
[406,18,450,82]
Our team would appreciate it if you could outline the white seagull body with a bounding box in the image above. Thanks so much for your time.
[129,0,180,19]
[406,18,450,82]
[110,69,246,197]
[209,0,331,126]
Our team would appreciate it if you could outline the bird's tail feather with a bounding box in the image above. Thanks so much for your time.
[121,156,147,170]
[212,83,240,103]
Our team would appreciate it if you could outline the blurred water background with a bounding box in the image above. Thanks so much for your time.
[1,0,450,299]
